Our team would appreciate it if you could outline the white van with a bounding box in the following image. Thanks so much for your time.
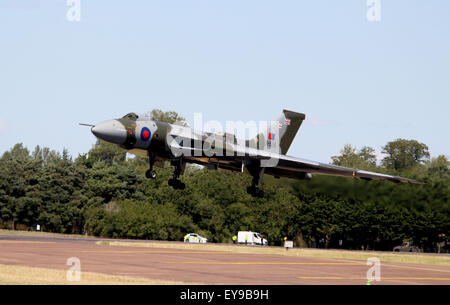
[237,231,268,246]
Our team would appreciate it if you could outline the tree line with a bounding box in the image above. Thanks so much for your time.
[0,110,448,252]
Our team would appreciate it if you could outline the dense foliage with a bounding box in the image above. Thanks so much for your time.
[0,113,448,252]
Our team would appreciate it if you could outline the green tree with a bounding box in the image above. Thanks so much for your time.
[36,148,85,233]
[381,139,430,171]
[88,140,127,166]
[82,161,137,204]
[427,155,449,180]
[0,144,41,229]
[331,144,377,170]
[148,109,187,126]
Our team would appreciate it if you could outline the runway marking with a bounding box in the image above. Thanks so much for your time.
[167,262,365,265]
[296,276,450,281]
[80,250,228,254]
[382,263,450,274]
[300,257,450,274]
[0,241,56,244]
[314,259,450,274]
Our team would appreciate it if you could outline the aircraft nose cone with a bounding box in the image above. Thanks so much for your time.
[91,120,127,145]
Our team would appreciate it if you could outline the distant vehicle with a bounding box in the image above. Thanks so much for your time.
[393,242,420,252]
[184,233,207,243]
[237,231,268,246]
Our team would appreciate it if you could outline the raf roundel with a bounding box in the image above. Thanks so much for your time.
[140,127,151,141]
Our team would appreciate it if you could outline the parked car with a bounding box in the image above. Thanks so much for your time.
[393,242,420,252]
[237,231,268,246]
[184,233,208,243]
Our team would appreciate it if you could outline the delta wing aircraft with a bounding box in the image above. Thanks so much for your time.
[83,110,421,198]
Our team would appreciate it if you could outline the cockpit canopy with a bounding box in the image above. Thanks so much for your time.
[122,113,139,121]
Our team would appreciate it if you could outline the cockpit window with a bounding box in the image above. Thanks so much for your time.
[123,113,139,120]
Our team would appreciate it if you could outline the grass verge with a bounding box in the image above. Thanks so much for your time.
[0,229,92,239]
[0,264,191,285]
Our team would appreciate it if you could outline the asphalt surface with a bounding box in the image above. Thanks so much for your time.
[0,233,449,285]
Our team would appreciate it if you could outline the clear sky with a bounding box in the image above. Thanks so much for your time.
[0,0,449,163]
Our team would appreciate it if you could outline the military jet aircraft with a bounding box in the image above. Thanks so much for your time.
[84,110,421,198]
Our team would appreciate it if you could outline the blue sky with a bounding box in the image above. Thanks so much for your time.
[0,0,449,163]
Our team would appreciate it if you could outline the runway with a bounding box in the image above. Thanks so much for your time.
[0,233,449,285]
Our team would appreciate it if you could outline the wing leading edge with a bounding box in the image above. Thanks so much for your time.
[267,154,423,184]
[177,141,422,184]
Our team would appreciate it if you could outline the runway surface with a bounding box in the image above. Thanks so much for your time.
[1,233,449,285]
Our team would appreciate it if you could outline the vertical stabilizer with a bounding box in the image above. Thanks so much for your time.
[248,110,305,155]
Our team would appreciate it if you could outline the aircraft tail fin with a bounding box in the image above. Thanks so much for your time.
[248,110,305,155]
[277,110,305,155]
